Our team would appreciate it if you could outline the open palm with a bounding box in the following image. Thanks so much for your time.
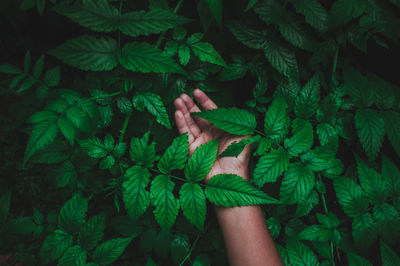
[174,89,251,182]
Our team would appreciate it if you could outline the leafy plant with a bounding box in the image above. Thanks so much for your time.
[1,0,400,265]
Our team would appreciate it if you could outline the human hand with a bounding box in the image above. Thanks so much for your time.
[174,89,251,183]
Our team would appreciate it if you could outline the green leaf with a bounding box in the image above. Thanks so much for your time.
[296,190,319,217]
[253,0,284,25]
[78,214,106,251]
[49,35,118,71]
[57,117,76,145]
[130,132,157,168]
[297,225,330,242]
[347,251,373,266]
[381,240,400,266]
[218,55,248,81]
[316,123,338,147]
[356,156,388,204]
[300,147,335,172]
[133,91,171,129]
[53,160,77,188]
[99,155,116,170]
[158,133,189,174]
[194,107,257,135]
[24,117,59,165]
[120,9,191,37]
[0,192,11,225]
[58,245,87,266]
[79,137,108,158]
[112,142,127,158]
[381,111,400,158]
[355,109,385,161]
[284,118,313,156]
[178,44,191,66]
[286,240,319,266]
[333,177,368,217]
[278,15,313,50]
[205,0,223,27]
[369,75,395,110]
[293,0,328,31]
[30,140,70,164]
[280,163,315,204]
[122,166,151,220]
[120,42,185,74]
[343,68,373,108]
[93,238,132,265]
[116,97,133,115]
[219,136,258,158]
[173,26,187,41]
[0,64,21,74]
[264,97,289,141]
[295,75,320,119]
[180,183,206,231]
[329,0,368,28]
[171,234,190,264]
[352,212,377,250]
[33,55,45,78]
[40,229,73,264]
[54,0,119,32]
[226,21,268,49]
[382,155,400,205]
[253,147,290,187]
[185,139,218,182]
[190,42,226,67]
[150,175,180,230]
[264,40,299,80]
[205,174,279,206]
[58,193,88,234]
[373,203,400,244]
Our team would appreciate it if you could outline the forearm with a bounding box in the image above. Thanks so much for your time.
[214,205,283,266]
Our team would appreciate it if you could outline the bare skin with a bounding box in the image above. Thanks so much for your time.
[174,89,284,266]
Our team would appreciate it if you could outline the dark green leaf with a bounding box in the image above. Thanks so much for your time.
[194,108,257,135]
[49,35,118,71]
[150,175,179,230]
[185,139,218,182]
[93,238,132,265]
[58,193,88,234]
[122,166,151,220]
[120,42,185,74]
[205,174,279,206]
[133,91,171,129]
[180,183,206,231]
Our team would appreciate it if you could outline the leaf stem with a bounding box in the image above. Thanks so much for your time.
[331,46,339,80]
[118,114,131,143]
[318,174,335,266]
[179,229,202,266]
[155,0,185,48]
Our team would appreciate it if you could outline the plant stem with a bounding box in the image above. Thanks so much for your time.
[179,230,202,266]
[118,114,131,143]
[319,175,335,266]
[331,46,339,80]
[155,0,185,48]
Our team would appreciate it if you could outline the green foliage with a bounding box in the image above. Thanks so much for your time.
[194,108,257,135]
[1,0,400,264]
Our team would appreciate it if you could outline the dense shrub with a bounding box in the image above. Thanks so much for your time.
[1,0,400,265]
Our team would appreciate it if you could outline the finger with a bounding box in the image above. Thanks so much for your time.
[180,93,210,130]
[174,111,195,144]
[193,89,218,111]
[174,98,201,138]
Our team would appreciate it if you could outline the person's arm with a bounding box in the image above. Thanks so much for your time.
[215,205,283,266]
[174,89,283,266]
